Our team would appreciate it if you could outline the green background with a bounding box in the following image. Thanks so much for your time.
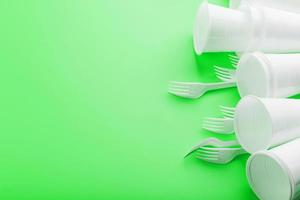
[0,0,258,199]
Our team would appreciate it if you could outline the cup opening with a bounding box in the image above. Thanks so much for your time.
[234,95,273,153]
[247,152,293,200]
[236,52,272,97]
[193,1,211,55]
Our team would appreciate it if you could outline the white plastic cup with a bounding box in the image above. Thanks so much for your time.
[234,95,300,154]
[194,1,300,54]
[254,6,300,53]
[193,1,253,54]
[230,0,300,14]
[236,52,300,98]
[247,138,300,200]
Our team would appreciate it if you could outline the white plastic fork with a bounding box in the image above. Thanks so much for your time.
[220,105,235,119]
[168,81,236,99]
[185,137,246,164]
[202,117,234,134]
[214,66,237,82]
[195,146,246,164]
[228,54,239,68]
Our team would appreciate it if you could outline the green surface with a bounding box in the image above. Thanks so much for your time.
[0,0,257,199]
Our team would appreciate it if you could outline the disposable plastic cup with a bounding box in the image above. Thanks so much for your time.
[236,52,300,98]
[194,1,300,54]
[230,0,300,14]
[254,6,300,53]
[193,1,254,54]
[234,95,300,153]
[247,138,300,200]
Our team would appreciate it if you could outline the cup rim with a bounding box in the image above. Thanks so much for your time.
[193,0,211,55]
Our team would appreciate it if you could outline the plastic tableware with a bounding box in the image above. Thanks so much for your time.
[194,1,300,55]
[230,0,300,14]
[228,54,239,67]
[236,52,300,98]
[247,138,300,200]
[220,105,235,119]
[168,81,236,99]
[202,117,234,134]
[193,1,253,54]
[234,95,300,154]
[214,66,236,82]
[201,105,235,134]
[185,137,246,164]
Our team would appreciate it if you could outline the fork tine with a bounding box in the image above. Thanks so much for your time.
[230,61,238,67]
[203,121,225,127]
[214,65,235,71]
[199,146,220,151]
[202,123,224,128]
[203,127,227,133]
[220,110,234,117]
[169,81,191,87]
[229,57,238,62]
[214,66,235,74]
[228,54,239,59]
[216,75,231,82]
[196,153,219,159]
[196,156,218,162]
[220,107,235,114]
[214,69,232,77]
[220,105,235,111]
[215,70,232,78]
[223,113,234,119]
[168,83,189,89]
[168,89,190,97]
[203,120,224,126]
[168,91,190,98]
[214,69,233,76]
[196,149,219,155]
[214,68,232,75]
[202,127,225,133]
[216,74,232,82]
[229,57,239,62]
[220,106,235,117]
[204,117,227,122]
[202,124,224,130]
[229,58,239,63]
[214,65,235,72]
[168,87,189,93]
[215,72,232,80]
[168,85,189,90]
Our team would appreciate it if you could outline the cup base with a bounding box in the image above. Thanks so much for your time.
[193,1,210,55]
[247,152,293,200]
[237,52,272,98]
[234,95,273,153]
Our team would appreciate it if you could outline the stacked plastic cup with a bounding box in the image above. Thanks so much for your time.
[194,1,300,55]
[230,0,300,14]
[191,1,300,199]
[236,52,300,98]
[247,138,300,200]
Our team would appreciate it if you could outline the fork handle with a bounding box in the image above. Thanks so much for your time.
[204,81,236,91]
